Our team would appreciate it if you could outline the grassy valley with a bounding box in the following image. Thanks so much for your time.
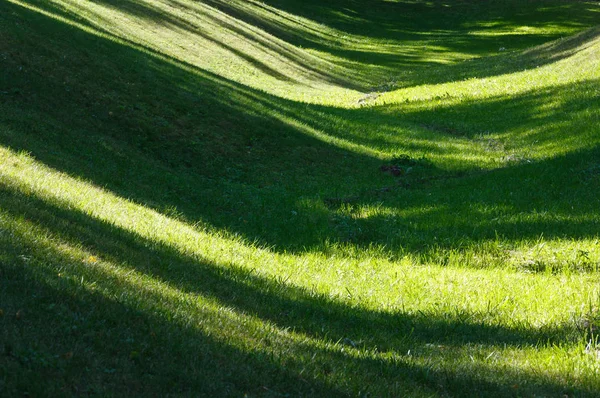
[1,0,600,396]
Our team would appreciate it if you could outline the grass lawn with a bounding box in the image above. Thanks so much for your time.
[1,0,600,396]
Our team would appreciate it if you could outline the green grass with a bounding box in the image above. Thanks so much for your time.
[1,0,600,396]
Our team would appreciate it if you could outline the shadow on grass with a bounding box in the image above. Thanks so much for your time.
[0,247,343,397]
[409,26,600,88]
[252,0,600,40]
[1,0,599,257]
[2,3,600,394]
[0,0,388,250]
[323,148,600,254]
[280,76,600,152]
[198,0,600,87]
[42,0,368,90]
[200,79,600,252]
[0,182,577,351]
[0,182,593,397]
[19,0,600,91]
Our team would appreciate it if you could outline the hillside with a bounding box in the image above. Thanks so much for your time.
[1,0,600,396]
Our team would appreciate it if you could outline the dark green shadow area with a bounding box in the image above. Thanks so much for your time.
[198,0,600,88]
[0,182,576,350]
[1,2,600,395]
[21,0,600,91]
[0,181,594,397]
[388,79,600,140]
[282,79,600,252]
[406,26,600,88]
[262,75,600,158]
[0,240,343,397]
[322,148,600,255]
[0,0,388,252]
[1,0,599,258]
[251,0,600,41]
[24,0,366,90]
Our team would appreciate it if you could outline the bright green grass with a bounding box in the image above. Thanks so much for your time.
[13,0,600,103]
[1,0,600,396]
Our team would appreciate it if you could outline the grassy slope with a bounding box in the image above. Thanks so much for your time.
[1,0,600,396]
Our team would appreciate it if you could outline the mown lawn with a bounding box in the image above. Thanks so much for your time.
[1,0,600,396]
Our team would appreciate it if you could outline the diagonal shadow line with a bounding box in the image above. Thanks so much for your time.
[164,0,365,89]
[0,255,347,396]
[2,0,599,258]
[6,245,593,397]
[11,0,600,105]
[23,0,600,92]
[264,77,600,164]
[74,0,372,89]
[0,180,581,353]
[1,180,596,397]
[13,0,365,91]
[196,0,600,87]
[248,0,600,39]
[1,4,598,394]
[85,0,299,83]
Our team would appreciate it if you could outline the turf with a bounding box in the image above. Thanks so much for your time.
[1,0,600,396]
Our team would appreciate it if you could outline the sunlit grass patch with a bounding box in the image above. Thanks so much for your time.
[10,0,600,104]
[1,142,600,395]
[2,0,600,395]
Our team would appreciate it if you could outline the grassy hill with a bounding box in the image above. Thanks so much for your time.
[1,0,600,396]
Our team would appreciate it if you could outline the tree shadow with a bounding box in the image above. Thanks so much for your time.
[401,25,600,88]
[0,0,389,251]
[1,180,594,396]
[31,0,369,90]
[391,78,600,140]
[323,147,600,255]
[20,0,600,91]
[281,76,600,158]
[0,245,344,397]
[0,182,578,351]
[197,0,600,87]
[251,0,600,40]
[2,3,600,394]
[1,0,599,257]
[284,77,600,252]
